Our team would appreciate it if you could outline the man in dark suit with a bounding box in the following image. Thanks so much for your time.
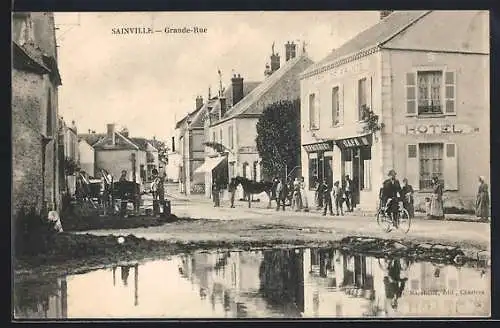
[381,169,402,226]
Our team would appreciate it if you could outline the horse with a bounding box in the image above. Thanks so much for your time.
[233,176,276,208]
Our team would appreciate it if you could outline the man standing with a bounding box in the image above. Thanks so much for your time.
[212,179,220,207]
[332,181,344,216]
[292,177,302,212]
[228,178,237,208]
[300,176,309,212]
[343,175,353,212]
[321,179,333,216]
[275,177,287,211]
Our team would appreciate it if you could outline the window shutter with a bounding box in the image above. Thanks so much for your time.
[315,92,321,128]
[369,76,373,110]
[406,144,419,190]
[443,143,458,190]
[340,85,344,124]
[444,71,456,114]
[406,72,417,116]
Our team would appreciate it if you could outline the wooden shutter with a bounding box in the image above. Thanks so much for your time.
[406,144,419,190]
[443,143,458,190]
[315,91,321,128]
[406,72,417,116]
[444,70,456,114]
[340,85,344,125]
[369,76,373,110]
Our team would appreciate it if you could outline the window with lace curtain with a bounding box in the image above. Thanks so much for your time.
[418,71,442,115]
[419,143,444,190]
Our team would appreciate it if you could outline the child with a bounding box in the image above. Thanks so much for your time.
[332,181,344,216]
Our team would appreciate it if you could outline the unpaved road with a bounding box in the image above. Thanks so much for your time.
[78,198,491,254]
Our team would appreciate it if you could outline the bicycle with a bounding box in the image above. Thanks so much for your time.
[376,198,411,234]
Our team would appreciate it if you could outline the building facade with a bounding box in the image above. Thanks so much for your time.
[92,124,159,186]
[300,10,489,211]
[175,96,205,195]
[201,42,313,199]
[78,138,95,177]
[12,12,62,215]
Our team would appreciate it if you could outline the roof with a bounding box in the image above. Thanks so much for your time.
[78,133,106,146]
[129,137,158,152]
[92,131,139,151]
[213,54,314,125]
[189,97,219,129]
[12,41,50,74]
[302,11,430,77]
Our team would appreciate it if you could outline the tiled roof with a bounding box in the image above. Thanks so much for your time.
[93,131,139,150]
[301,11,430,77]
[13,41,50,73]
[216,54,314,123]
[129,137,151,151]
[175,105,203,129]
[78,133,106,146]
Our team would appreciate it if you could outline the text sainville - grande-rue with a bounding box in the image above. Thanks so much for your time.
[111,26,208,34]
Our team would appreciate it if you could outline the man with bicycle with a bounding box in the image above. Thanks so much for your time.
[380,169,403,228]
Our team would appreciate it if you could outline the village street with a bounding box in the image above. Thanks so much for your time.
[78,187,491,255]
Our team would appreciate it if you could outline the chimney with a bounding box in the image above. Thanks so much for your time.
[88,129,91,134]
[231,73,244,106]
[121,128,129,138]
[220,97,227,118]
[107,123,116,145]
[270,53,280,72]
[380,10,393,20]
[196,96,204,110]
[171,136,175,152]
[285,41,296,61]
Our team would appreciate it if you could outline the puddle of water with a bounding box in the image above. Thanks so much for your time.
[13,248,490,319]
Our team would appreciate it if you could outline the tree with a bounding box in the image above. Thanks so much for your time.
[256,99,301,180]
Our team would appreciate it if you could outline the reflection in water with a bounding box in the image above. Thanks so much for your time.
[13,248,490,319]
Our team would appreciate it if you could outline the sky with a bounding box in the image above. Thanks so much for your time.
[54,11,380,141]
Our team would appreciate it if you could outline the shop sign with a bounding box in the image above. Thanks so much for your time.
[239,146,257,153]
[303,141,333,153]
[403,124,478,135]
[337,135,372,148]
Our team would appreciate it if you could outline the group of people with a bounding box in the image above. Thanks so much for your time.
[214,170,490,221]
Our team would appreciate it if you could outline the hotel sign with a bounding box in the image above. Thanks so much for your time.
[401,124,479,135]
[303,141,334,153]
[337,135,372,148]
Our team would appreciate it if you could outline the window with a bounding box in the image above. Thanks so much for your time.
[309,93,318,130]
[253,161,258,181]
[212,131,216,142]
[358,78,367,120]
[419,143,444,190]
[418,71,442,115]
[219,129,223,144]
[228,126,234,149]
[332,87,340,126]
[242,162,249,178]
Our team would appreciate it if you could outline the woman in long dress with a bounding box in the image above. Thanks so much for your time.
[475,176,490,220]
[429,176,444,219]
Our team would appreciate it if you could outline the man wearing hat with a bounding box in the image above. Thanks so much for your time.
[381,169,402,227]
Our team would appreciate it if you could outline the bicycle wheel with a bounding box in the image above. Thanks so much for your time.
[398,208,411,234]
[377,209,392,232]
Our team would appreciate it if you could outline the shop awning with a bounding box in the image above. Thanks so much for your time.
[303,140,334,153]
[194,156,226,173]
[335,134,372,149]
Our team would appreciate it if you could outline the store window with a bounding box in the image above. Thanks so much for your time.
[308,153,324,190]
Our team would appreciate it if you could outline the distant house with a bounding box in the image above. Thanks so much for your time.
[78,138,95,177]
[91,124,159,185]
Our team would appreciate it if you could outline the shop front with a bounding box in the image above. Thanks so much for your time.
[303,140,335,193]
[334,134,374,210]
